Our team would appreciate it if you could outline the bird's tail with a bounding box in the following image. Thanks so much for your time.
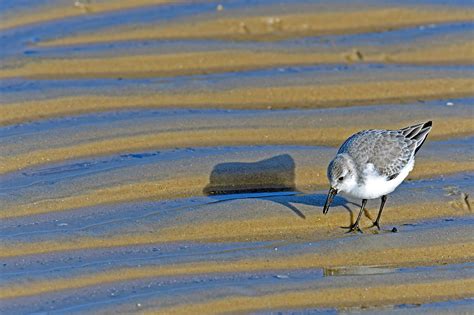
[400,121,432,154]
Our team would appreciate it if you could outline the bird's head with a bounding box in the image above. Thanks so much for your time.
[323,154,357,214]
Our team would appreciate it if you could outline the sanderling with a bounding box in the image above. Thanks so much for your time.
[323,121,432,232]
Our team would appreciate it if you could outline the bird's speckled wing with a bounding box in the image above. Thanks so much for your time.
[338,129,417,178]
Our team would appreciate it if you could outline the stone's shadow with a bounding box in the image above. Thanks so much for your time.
[204,154,296,195]
[203,154,353,220]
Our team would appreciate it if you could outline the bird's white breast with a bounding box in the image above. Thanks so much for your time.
[344,158,414,200]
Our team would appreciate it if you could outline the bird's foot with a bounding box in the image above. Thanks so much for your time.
[369,220,381,230]
[341,223,363,233]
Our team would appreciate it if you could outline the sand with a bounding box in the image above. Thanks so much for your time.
[1,199,472,258]
[1,78,473,125]
[38,7,474,45]
[0,0,181,30]
[1,117,473,174]
[1,42,473,80]
[156,278,474,314]
[1,1,473,313]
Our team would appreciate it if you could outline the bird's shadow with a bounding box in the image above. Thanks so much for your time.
[203,154,356,220]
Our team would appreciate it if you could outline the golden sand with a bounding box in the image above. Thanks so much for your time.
[157,201,473,245]
[1,78,473,125]
[387,41,474,64]
[0,0,181,30]
[1,200,471,257]
[2,42,473,80]
[0,159,472,220]
[156,278,474,314]
[0,50,346,79]
[40,7,474,45]
[1,241,472,299]
[0,118,472,174]
[2,2,473,312]
[0,175,207,219]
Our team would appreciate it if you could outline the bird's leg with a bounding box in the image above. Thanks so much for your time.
[370,195,387,230]
[346,199,367,233]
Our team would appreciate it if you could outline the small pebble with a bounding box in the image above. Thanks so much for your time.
[391,227,398,233]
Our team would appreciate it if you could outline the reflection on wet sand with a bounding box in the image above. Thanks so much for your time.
[2,232,473,299]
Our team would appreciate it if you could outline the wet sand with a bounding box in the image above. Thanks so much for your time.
[2,240,473,299]
[2,79,473,125]
[1,115,473,173]
[157,278,474,314]
[0,0,180,31]
[1,198,472,257]
[2,42,473,79]
[38,7,474,45]
[1,1,473,314]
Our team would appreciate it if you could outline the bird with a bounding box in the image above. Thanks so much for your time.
[323,121,432,233]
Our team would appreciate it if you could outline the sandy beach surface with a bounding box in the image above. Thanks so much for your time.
[0,0,473,314]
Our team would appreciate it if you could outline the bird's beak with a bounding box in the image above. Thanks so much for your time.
[323,187,337,214]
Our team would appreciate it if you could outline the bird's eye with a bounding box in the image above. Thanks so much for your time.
[338,176,344,181]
